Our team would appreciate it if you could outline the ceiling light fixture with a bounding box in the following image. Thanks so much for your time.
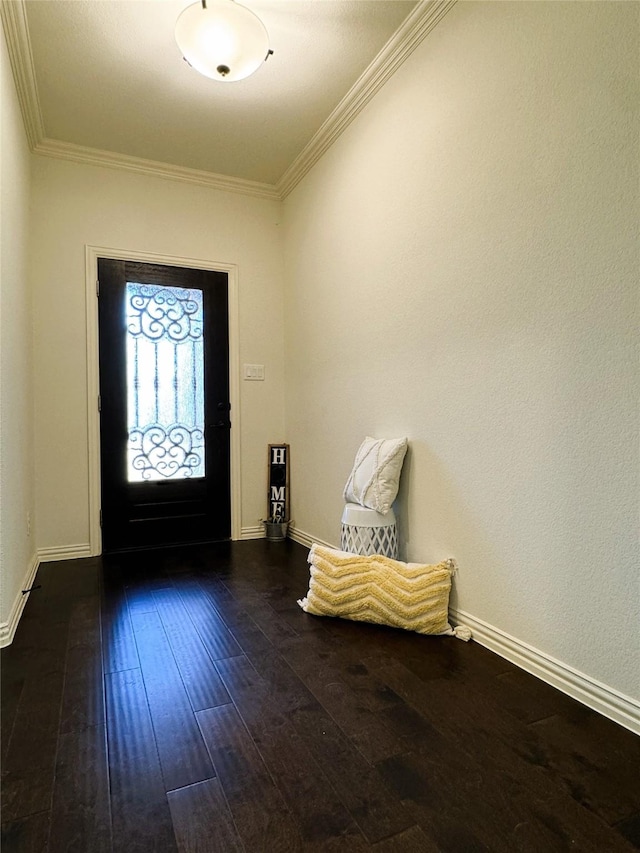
[175,0,272,82]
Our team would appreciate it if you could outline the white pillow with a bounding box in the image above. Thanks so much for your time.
[343,436,408,515]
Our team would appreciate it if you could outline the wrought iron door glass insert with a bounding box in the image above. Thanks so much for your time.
[125,282,205,481]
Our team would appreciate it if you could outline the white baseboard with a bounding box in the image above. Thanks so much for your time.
[240,525,265,540]
[287,525,337,551]
[37,543,92,562]
[0,552,39,648]
[241,524,337,550]
[450,607,640,736]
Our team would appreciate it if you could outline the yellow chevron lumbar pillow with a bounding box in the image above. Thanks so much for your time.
[298,544,471,640]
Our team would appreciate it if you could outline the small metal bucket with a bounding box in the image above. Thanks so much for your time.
[263,520,289,541]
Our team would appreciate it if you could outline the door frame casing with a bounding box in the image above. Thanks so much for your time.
[85,245,242,555]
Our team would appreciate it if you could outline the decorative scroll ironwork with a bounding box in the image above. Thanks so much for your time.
[127,283,202,342]
[125,282,205,482]
[129,424,204,480]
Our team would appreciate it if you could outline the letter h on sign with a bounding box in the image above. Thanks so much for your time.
[271,447,286,465]
[267,444,289,522]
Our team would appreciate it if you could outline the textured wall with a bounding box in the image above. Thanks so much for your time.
[283,1,639,698]
[0,27,35,627]
[30,157,285,549]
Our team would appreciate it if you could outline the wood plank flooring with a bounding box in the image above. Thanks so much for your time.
[1,539,639,852]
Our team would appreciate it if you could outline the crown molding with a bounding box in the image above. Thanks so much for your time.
[276,0,457,199]
[3,0,454,202]
[0,0,44,148]
[33,137,281,200]
[1,0,279,200]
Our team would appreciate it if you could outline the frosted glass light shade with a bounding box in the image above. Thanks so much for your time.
[175,0,270,82]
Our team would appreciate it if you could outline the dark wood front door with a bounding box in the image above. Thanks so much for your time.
[98,259,231,552]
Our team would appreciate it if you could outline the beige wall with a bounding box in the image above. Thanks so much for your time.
[283,1,639,699]
[0,26,35,632]
[30,157,285,550]
[3,0,638,716]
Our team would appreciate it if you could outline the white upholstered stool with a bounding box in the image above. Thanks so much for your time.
[340,503,398,559]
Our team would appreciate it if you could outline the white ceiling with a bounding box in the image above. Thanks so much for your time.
[15,0,421,191]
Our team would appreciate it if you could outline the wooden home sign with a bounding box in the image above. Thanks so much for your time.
[267,444,289,522]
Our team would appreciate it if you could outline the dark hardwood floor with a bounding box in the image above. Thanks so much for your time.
[2,539,639,852]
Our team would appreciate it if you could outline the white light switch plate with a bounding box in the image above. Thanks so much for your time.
[244,363,265,380]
